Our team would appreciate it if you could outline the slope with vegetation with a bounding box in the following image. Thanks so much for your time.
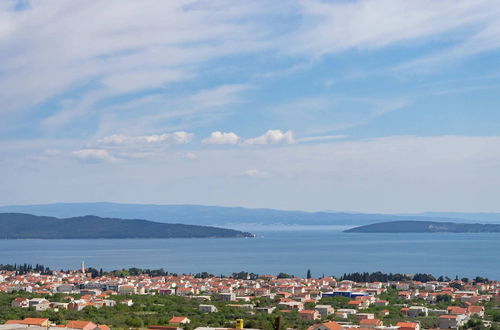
[344,221,500,233]
[0,213,253,239]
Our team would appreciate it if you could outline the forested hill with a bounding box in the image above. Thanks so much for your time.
[0,213,253,239]
[344,221,500,233]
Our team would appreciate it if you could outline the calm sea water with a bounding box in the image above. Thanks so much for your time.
[1,226,499,279]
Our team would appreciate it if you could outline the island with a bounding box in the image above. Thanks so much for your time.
[344,220,500,233]
[0,213,254,239]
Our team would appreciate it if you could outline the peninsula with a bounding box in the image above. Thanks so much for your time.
[344,220,500,233]
[0,213,253,239]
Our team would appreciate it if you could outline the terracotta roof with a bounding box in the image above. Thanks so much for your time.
[468,306,484,313]
[148,326,181,330]
[66,320,97,329]
[396,322,418,328]
[307,321,344,330]
[169,316,188,323]
[360,319,382,325]
[21,318,50,326]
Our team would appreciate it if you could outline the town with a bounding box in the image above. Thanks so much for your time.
[0,265,498,330]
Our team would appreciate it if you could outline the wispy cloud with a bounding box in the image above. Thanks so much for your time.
[95,131,193,147]
[2,0,500,139]
[0,1,274,130]
[71,148,119,163]
[243,130,295,145]
[91,84,252,138]
[291,0,500,57]
[269,95,412,135]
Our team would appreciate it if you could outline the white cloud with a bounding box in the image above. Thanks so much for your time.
[243,130,295,145]
[203,130,297,146]
[171,131,194,144]
[71,148,119,163]
[244,169,271,178]
[97,134,130,145]
[96,131,193,146]
[202,131,240,145]
[137,131,193,144]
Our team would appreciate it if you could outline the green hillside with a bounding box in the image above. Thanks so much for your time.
[0,213,253,239]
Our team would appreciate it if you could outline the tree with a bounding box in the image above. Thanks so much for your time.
[306,269,312,279]
[436,294,452,303]
[195,272,211,279]
[463,317,484,330]
[125,317,143,328]
[232,271,251,280]
[413,273,436,282]
[474,276,488,283]
[86,267,99,278]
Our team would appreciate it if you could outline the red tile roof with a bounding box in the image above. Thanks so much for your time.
[66,320,97,329]
[169,316,188,323]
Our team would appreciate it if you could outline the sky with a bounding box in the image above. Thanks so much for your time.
[1,0,500,213]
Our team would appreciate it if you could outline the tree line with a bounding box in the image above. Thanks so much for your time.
[0,264,52,275]
[340,272,436,282]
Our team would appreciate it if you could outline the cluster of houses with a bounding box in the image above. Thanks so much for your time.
[1,269,499,330]
[1,318,109,330]
[11,294,133,311]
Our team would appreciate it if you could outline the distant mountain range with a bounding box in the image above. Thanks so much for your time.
[0,202,499,227]
[345,221,500,233]
[0,213,253,239]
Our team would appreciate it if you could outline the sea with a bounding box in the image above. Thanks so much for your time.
[1,225,499,279]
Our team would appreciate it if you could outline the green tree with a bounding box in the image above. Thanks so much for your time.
[436,294,452,303]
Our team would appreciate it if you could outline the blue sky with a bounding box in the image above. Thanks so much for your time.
[1,0,500,212]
